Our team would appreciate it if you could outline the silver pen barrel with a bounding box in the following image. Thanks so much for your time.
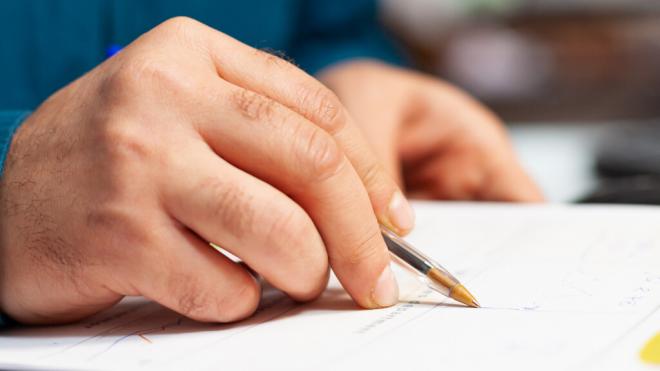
[380,225,479,307]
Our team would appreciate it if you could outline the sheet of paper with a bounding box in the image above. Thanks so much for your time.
[1,203,660,370]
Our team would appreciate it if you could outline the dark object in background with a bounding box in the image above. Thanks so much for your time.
[579,175,660,205]
[580,122,660,205]
[596,122,660,177]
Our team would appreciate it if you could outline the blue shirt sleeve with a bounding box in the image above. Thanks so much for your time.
[0,111,30,178]
[289,0,408,75]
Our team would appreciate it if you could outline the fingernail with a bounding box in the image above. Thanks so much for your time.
[372,264,399,307]
[388,191,415,232]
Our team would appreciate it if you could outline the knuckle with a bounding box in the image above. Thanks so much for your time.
[102,61,142,98]
[157,16,201,36]
[263,206,304,244]
[215,277,261,322]
[361,161,383,189]
[84,208,159,273]
[104,56,192,100]
[338,228,383,266]
[99,120,153,163]
[299,85,345,134]
[169,267,258,322]
[201,177,255,239]
[296,126,345,182]
[174,275,214,320]
[289,256,328,301]
[257,48,291,68]
[291,272,328,302]
[230,89,276,122]
[85,207,151,247]
[153,17,208,54]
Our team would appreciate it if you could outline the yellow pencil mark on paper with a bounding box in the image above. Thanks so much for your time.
[640,332,660,364]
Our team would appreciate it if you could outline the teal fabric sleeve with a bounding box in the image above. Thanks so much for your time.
[0,111,30,178]
[290,0,408,75]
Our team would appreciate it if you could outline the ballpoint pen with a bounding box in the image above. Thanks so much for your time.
[381,225,480,308]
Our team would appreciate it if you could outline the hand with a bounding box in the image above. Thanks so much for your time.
[320,61,543,201]
[0,18,413,325]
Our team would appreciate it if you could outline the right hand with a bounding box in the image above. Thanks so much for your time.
[0,17,414,325]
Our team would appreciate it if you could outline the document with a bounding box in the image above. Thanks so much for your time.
[1,203,659,370]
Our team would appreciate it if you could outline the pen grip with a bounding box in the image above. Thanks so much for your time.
[383,234,431,273]
[381,226,458,298]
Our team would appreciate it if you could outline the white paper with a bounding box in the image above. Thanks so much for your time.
[1,203,659,370]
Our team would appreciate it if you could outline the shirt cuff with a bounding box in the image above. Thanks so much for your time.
[0,111,30,178]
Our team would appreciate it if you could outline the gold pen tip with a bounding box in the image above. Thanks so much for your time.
[450,284,480,308]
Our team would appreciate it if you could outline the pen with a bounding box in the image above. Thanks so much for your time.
[380,225,480,308]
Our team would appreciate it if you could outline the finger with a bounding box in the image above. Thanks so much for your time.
[194,24,415,234]
[477,157,545,202]
[405,189,435,200]
[405,148,544,202]
[162,146,329,302]
[190,83,399,309]
[133,221,261,323]
[405,154,488,200]
[400,113,543,202]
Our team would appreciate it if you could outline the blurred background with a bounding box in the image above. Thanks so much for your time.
[378,0,660,203]
[381,0,660,122]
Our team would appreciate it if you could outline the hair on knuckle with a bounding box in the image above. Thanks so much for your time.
[312,88,344,134]
[296,85,344,134]
[259,47,297,67]
[230,89,276,122]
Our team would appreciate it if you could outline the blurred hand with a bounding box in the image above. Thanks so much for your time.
[320,60,543,201]
[0,18,412,325]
